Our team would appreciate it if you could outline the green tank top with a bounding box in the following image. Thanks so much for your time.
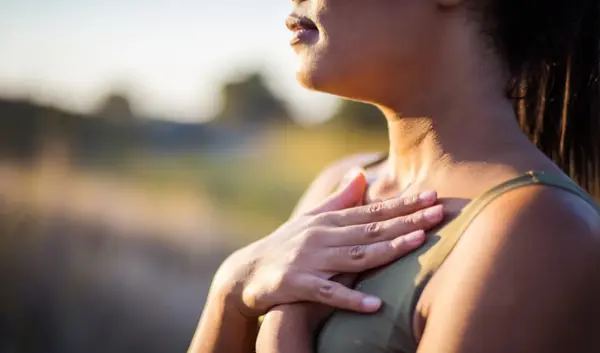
[316,156,599,353]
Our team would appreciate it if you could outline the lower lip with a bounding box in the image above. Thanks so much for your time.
[290,29,319,46]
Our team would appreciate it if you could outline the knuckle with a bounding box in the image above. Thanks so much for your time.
[408,211,423,225]
[275,270,295,290]
[317,282,335,299]
[286,246,304,263]
[317,283,357,309]
[312,213,332,225]
[348,245,366,260]
[392,236,406,249]
[364,222,382,238]
[383,241,396,254]
[403,194,419,207]
[366,202,386,216]
[301,227,325,242]
[271,271,287,291]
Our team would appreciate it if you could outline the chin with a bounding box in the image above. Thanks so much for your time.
[293,49,325,89]
[294,55,359,99]
[295,66,321,91]
[296,69,376,106]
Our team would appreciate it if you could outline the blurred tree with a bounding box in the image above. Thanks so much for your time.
[84,90,141,166]
[328,99,387,131]
[0,99,43,163]
[96,91,136,120]
[217,72,290,125]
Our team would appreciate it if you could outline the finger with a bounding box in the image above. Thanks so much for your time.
[307,168,367,215]
[326,204,444,246]
[322,230,426,273]
[295,274,382,313]
[325,190,438,226]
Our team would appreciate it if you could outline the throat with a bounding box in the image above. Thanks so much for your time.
[363,171,415,204]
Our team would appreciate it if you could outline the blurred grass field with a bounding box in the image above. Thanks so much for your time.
[121,124,389,243]
[0,124,388,246]
[0,115,389,353]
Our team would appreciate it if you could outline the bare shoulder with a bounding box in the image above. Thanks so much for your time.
[418,185,600,352]
[466,184,600,263]
[452,184,600,293]
[291,152,385,216]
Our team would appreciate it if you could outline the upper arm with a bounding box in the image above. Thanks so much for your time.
[291,153,382,217]
[418,186,600,353]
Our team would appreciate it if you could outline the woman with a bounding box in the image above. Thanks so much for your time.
[191,0,600,352]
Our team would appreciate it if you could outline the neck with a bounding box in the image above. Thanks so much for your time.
[378,99,521,189]
[374,55,531,190]
[365,15,537,190]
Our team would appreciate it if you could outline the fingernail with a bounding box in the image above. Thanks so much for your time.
[361,296,382,311]
[419,191,437,203]
[424,205,443,222]
[405,230,425,245]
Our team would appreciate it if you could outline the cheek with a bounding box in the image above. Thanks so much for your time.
[295,0,430,97]
[294,36,363,92]
[296,26,408,97]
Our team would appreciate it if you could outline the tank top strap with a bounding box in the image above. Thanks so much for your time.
[417,170,596,282]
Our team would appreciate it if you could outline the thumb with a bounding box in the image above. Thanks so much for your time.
[308,168,367,215]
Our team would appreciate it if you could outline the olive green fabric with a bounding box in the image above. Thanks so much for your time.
[316,168,598,353]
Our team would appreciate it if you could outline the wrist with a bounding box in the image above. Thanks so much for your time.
[257,306,315,353]
[270,305,320,333]
[209,251,249,306]
[191,284,259,353]
[212,251,244,291]
[206,282,248,318]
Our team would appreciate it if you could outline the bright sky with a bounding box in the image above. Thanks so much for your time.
[0,0,338,123]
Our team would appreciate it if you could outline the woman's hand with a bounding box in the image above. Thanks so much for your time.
[211,170,444,317]
[256,273,356,353]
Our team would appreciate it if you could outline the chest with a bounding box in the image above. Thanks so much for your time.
[316,230,444,353]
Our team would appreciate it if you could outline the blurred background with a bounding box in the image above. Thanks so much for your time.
[0,1,390,352]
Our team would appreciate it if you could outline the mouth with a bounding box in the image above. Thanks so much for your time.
[286,14,319,46]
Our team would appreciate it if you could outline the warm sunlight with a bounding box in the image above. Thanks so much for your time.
[0,0,336,122]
